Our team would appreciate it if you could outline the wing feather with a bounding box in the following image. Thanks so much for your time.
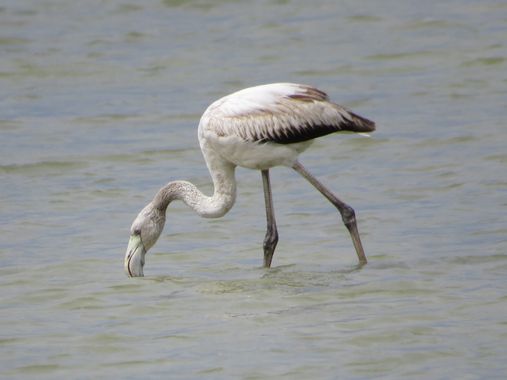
[201,83,375,145]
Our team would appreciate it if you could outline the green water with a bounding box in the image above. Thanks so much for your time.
[1,0,506,378]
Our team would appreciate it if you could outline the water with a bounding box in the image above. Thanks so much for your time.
[1,0,506,378]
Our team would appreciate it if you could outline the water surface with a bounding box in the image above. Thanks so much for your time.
[1,0,506,378]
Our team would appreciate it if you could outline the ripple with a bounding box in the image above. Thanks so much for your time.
[0,161,87,175]
[462,57,506,67]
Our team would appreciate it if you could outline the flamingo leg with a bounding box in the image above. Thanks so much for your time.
[261,169,278,268]
[292,161,367,265]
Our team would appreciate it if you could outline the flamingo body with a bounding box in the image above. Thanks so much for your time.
[199,83,373,169]
[125,83,375,277]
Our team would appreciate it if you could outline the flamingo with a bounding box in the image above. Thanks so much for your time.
[125,83,375,277]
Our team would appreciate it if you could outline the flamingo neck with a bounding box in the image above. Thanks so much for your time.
[152,158,237,219]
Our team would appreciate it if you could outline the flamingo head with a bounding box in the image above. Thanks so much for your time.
[124,203,165,277]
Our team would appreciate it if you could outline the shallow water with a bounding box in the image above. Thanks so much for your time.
[1,0,507,378]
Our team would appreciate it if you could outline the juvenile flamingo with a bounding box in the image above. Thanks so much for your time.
[125,83,375,277]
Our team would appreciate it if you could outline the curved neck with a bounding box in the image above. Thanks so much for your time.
[152,158,236,219]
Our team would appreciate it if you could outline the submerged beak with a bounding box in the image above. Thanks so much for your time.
[124,234,146,277]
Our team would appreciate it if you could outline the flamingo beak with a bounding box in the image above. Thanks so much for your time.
[124,234,146,277]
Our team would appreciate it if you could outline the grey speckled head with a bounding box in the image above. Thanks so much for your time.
[124,202,166,277]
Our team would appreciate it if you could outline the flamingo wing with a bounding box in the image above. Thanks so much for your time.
[201,83,375,145]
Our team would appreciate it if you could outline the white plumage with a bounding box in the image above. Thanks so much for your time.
[200,83,373,168]
[125,83,375,277]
